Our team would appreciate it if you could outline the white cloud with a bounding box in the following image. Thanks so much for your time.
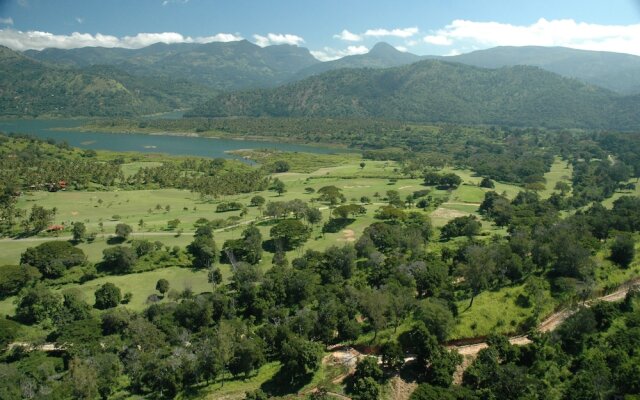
[0,29,243,51]
[162,0,189,5]
[195,33,243,43]
[311,45,369,61]
[75,17,84,24]
[364,27,419,38]
[17,0,28,7]
[395,46,408,52]
[333,29,362,42]
[423,35,452,46]
[0,17,13,25]
[252,33,304,47]
[423,18,640,56]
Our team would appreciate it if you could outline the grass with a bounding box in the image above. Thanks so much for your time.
[451,284,556,339]
[228,149,361,173]
[182,362,281,400]
[540,157,573,198]
[0,266,215,315]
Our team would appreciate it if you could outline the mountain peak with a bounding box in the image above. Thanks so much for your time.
[369,42,399,55]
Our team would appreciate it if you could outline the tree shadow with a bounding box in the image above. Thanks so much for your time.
[260,368,313,397]
[106,236,125,245]
[321,218,354,233]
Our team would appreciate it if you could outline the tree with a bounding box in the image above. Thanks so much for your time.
[317,185,345,205]
[386,190,404,208]
[280,336,324,381]
[115,223,133,240]
[67,358,99,400]
[270,219,310,250]
[305,207,323,227]
[94,283,121,309]
[15,285,62,324]
[461,245,496,308]
[271,178,286,196]
[187,230,218,269]
[102,246,137,273]
[0,265,40,298]
[250,195,266,208]
[480,177,495,188]
[554,181,571,195]
[72,222,86,242]
[21,241,86,279]
[229,337,266,378]
[610,233,635,268]
[440,215,481,240]
[272,160,290,173]
[360,162,366,169]
[167,219,180,230]
[208,268,223,289]
[353,357,383,382]
[414,298,455,342]
[381,341,404,372]
[352,377,380,400]
[156,279,170,296]
[23,205,55,234]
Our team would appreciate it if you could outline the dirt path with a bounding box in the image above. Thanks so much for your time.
[0,217,272,243]
[451,277,640,359]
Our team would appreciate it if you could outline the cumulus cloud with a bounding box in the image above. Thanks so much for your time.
[364,27,419,38]
[0,29,243,51]
[0,17,13,25]
[311,45,368,61]
[333,29,362,42]
[423,18,640,56]
[253,33,304,47]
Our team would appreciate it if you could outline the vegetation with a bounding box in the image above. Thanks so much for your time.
[189,60,640,130]
[1,48,640,398]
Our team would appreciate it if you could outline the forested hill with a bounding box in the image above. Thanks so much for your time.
[25,40,320,91]
[447,46,640,95]
[189,59,640,130]
[0,46,212,117]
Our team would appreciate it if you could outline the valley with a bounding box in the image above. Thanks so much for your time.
[1,11,640,399]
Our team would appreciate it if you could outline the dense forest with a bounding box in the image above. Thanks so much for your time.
[0,46,211,117]
[188,60,640,130]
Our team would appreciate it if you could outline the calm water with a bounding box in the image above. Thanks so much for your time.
[0,118,350,159]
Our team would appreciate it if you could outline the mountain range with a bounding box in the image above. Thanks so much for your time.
[4,41,640,127]
[0,46,211,117]
[25,41,640,95]
[25,40,319,91]
[188,59,640,130]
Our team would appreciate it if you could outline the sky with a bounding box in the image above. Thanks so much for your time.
[0,0,639,60]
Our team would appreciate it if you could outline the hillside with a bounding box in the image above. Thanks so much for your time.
[447,46,640,94]
[26,40,320,90]
[292,42,423,80]
[0,46,212,117]
[188,59,640,130]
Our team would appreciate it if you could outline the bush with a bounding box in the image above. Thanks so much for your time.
[20,241,86,279]
[94,283,122,309]
[216,201,244,212]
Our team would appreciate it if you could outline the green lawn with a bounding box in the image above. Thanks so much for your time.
[451,284,556,339]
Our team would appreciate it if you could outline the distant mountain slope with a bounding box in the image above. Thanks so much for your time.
[0,46,211,117]
[26,40,320,90]
[189,59,640,130]
[447,46,640,95]
[292,42,423,80]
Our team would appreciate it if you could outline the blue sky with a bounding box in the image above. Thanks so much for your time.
[0,0,639,59]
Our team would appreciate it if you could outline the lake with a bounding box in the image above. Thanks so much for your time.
[0,118,351,159]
